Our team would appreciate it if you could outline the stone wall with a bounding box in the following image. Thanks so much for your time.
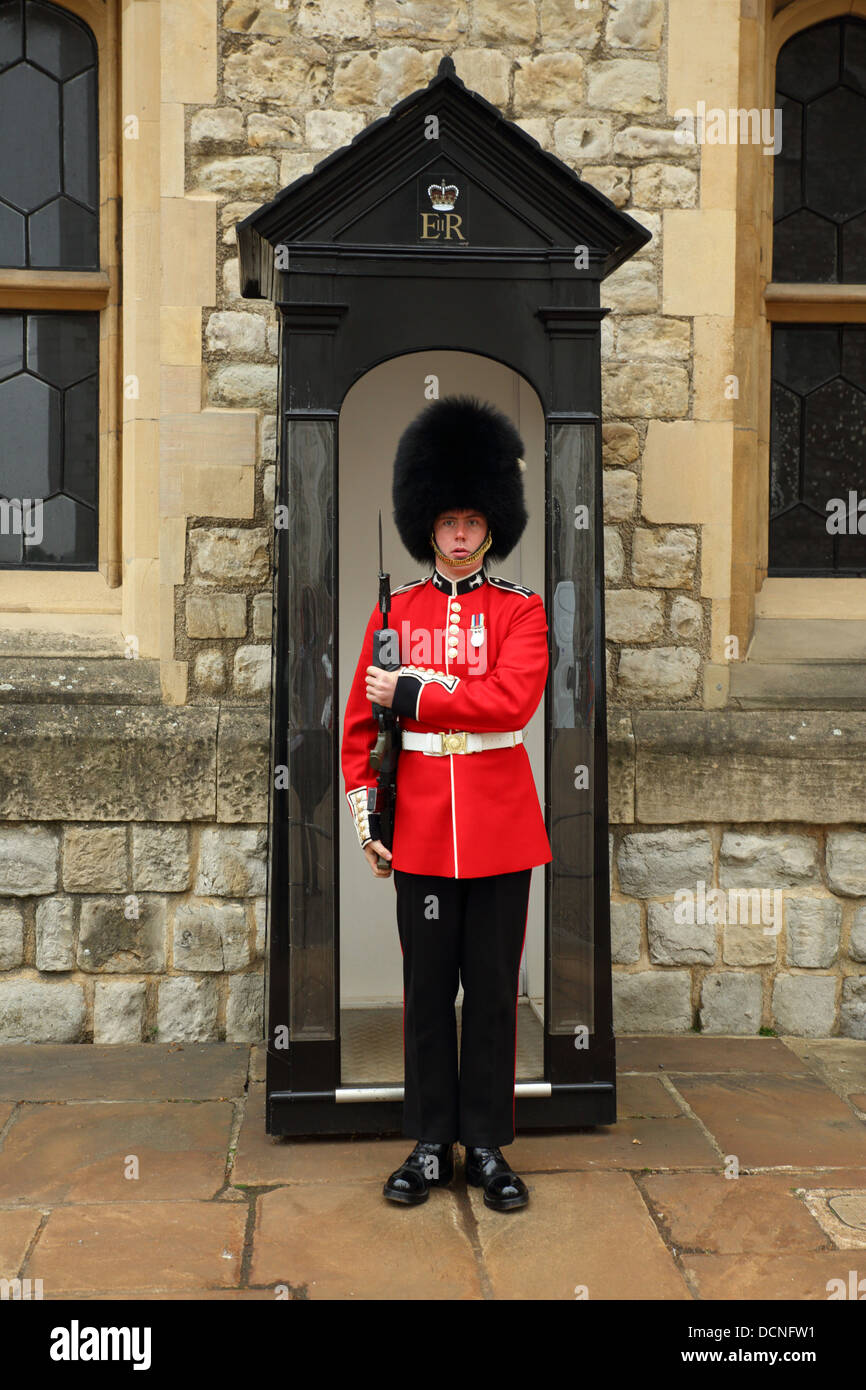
[2,0,864,1041]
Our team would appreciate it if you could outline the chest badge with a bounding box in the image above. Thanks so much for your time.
[470,612,486,646]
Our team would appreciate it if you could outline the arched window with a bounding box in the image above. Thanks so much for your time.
[769,15,866,575]
[0,0,99,569]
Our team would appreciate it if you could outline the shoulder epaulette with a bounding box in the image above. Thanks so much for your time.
[488,574,536,598]
[391,577,427,595]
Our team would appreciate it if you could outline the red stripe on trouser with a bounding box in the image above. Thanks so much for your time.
[511,893,531,1137]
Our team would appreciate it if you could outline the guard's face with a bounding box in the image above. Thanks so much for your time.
[433,508,488,560]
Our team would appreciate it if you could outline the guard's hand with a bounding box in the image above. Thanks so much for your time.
[363,839,393,877]
[365,666,399,708]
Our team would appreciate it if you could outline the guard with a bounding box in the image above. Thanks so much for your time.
[340,394,552,1212]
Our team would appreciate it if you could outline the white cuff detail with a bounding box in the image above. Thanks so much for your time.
[346,786,373,850]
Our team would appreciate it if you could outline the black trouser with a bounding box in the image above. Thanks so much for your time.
[393,867,532,1148]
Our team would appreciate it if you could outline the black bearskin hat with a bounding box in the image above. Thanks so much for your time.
[392,394,528,565]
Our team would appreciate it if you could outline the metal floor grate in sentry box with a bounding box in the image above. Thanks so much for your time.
[339,1000,545,1085]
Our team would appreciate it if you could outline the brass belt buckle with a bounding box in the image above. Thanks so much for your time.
[442,731,466,754]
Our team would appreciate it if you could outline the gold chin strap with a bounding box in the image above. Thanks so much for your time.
[430,529,493,567]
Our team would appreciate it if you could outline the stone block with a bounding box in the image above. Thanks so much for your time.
[826,832,866,897]
[699,971,762,1034]
[632,527,697,587]
[612,970,692,1031]
[631,712,866,826]
[0,982,85,1043]
[35,898,75,972]
[580,164,629,206]
[233,645,270,697]
[607,709,635,823]
[194,651,226,695]
[0,707,217,821]
[669,596,703,642]
[606,589,663,642]
[195,828,267,897]
[78,896,167,973]
[617,646,701,700]
[603,469,638,522]
[785,898,841,968]
[173,900,249,972]
[719,832,818,888]
[156,977,219,1042]
[586,59,660,112]
[850,907,866,963]
[647,901,716,964]
[0,903,24,969]
[190,107,244,144]
[93,981,146,1043]
[252,594,272,640]
[722,922,777,966]
[223,40,328,107]
[226,972,265,1041]
[606,0,663,49]
[0,827,58,895]
[772,974,837,1037]
[186,593,247,639]
[631,161,697,208]
[840,976,866,1040]
[62,826,128,892]
[610,900,641,964]
[604,527,624,582]
[204,311,266,355]
[132,826,193,893]
[618,829,713,897]
[217,707,269,823]
[605,362,690,418]
[252,898,267,959]
[189,528,270,585]
[514,53,584,112]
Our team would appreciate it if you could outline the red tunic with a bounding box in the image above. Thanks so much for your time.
[340,562,553,878]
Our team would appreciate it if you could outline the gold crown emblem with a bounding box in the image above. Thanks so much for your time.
[428,180,459,211]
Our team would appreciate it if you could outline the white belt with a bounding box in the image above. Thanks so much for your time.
[401,729,524,755]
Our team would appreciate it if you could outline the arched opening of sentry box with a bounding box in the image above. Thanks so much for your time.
[337,351,547,1090]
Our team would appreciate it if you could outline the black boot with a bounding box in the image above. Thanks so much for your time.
[383,1140,455,1205]
[464,1145,529,1211]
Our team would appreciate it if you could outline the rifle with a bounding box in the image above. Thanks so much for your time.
[367,510,401,872]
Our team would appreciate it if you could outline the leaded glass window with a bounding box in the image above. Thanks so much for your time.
[773,16,866,282]
[0,1,99,570]
[769,17,866,575]
[0,0,98,269]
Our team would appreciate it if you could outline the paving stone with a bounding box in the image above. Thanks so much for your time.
[640,1173,829,1254]
[617,1075,684,1118]
[783,1038,866,1098]
[29,1202,247,1292]
[233,1084,410,1186]
[249,1183,482,1299]
[0,1044,250,1101]
[616,1035,811,1074]
[471,1171,690,1300]
[672,1074,866,1168]
[0,1207,41,1277]
[0,1101,233,1204]
[681,1251,866,1300]
[507,1117,718,1171]
[250,1043,267,1083]
[43,1288,278,1300]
